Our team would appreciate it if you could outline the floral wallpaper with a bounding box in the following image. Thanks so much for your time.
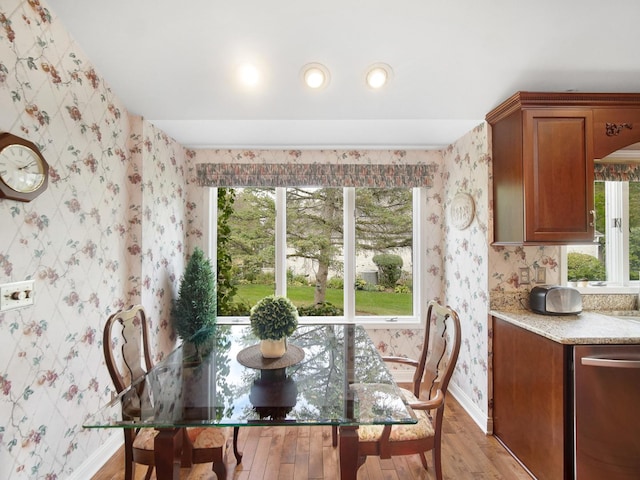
[439,124,492,419]
[138,121,200,358]
[0,1,192,478]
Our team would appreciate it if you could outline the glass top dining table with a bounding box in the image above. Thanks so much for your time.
[85,324,416,479]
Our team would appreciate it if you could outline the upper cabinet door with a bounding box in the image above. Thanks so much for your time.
[523,109,594,243]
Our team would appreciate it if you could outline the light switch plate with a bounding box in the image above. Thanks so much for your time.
[0,280,35,311]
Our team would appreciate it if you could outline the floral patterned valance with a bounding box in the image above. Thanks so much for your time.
[594,163,640,182]
[196,163,437,188]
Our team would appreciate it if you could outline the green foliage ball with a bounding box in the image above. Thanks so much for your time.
[250,295,298,340]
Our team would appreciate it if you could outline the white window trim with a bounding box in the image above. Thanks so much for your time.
[562,180,640,294]
[206,186,425,327]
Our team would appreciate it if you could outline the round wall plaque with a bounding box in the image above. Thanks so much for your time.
[450,192,475,230]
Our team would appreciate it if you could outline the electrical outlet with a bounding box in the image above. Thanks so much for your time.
[0,280,35,311]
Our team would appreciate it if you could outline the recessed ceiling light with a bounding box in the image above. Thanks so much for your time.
[238,63,260,87]
[301,63,330,90]
[366,63,392,89]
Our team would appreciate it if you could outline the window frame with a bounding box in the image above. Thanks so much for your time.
[204,186,427,327]
[562,180,640,293]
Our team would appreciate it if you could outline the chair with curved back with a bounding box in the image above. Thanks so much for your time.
[103,304,231,480]
[345,300,462,479]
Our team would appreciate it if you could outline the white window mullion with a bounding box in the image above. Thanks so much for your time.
[343,188,356,321]
[621,182,630,285]
[605,182,627,285]
[205,188,217,268]
[415,188,427,324]
[275,188,287,296]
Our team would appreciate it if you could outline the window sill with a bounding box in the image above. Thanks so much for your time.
[217,316,422,329]
[570,285,640,295]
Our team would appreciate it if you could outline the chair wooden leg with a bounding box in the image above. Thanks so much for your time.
[143,467,154,480]
[332,425,338,447]
[419,452,429,470]
[124,458,134,480]
[124,432,134,480]
[212,455,227,480]
[233,426,243,464]
[433,445,442,480]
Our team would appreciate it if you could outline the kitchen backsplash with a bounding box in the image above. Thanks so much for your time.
[491,290,638,312]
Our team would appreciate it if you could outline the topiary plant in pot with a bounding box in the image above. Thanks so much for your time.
[172,247,217,358]
[250,295,299,358]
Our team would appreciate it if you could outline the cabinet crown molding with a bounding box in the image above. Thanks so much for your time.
[486,91,640,124]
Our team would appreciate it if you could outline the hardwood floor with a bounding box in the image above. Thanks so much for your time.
[91,396,531,480]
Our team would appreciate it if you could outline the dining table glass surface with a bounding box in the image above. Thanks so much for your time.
[84,324,416,430]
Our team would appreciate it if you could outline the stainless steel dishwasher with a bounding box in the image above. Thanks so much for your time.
[574,343,640,479]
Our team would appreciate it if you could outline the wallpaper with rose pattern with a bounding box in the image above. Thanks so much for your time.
[0,0,563,478]
[0,1,196,478]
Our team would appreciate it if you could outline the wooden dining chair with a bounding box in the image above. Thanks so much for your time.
[103,304,231,480]
[338,300,462,480]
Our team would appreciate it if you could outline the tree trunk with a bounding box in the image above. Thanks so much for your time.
[314,261,329,304]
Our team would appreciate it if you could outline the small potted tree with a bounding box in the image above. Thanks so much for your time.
[172,247,217,359]
[250,295,299,358]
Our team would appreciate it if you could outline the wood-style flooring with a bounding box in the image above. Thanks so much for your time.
[91,395,531,480]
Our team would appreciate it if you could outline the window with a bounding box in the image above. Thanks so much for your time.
[210,186,426,326]
[564,180,640,289]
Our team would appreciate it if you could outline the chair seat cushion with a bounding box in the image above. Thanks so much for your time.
[356,387,435,442]
[187,427,227,448]
[132,427,227,450]
[132,428,158,450]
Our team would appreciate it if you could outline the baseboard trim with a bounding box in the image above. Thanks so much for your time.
[447,383,492,434]
[68,432,122,480]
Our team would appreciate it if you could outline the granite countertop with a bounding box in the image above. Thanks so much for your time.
[490,309,640,345]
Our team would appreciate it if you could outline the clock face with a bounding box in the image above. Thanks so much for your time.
[0,144,46,193]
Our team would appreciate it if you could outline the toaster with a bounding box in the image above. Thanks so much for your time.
[529,285,582,315]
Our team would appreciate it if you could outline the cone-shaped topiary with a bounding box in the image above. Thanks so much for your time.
[172,247,217,347]
[250,295,298,340]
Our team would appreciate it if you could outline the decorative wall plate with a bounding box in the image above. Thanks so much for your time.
[450,192,475,230]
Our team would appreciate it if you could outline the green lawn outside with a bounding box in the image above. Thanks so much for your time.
[234,284,412,316]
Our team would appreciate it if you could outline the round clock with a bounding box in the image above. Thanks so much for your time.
[0,133,49,202]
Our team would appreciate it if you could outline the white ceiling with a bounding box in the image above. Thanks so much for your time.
[48,0,640,150]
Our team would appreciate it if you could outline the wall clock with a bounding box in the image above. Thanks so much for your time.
[0,132,49,202]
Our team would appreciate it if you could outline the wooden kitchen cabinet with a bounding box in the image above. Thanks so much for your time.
[492,316,573,480]
[487,92,640,245]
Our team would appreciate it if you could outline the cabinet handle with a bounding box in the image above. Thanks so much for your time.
[581,356,640,369]
[589,209,597,242]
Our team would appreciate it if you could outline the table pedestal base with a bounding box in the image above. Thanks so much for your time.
[339,425,364,480]
[154,428,183,480]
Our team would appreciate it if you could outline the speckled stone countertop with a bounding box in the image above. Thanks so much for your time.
[490,310,640,345]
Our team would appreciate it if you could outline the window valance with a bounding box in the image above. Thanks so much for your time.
[196,163,436,188]
[594,163,640,182]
